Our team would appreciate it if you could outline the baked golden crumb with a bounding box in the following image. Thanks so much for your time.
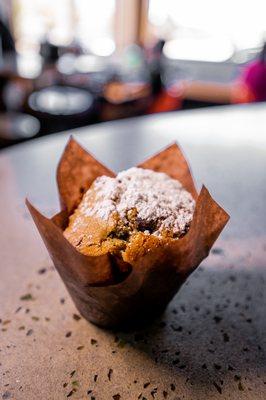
[64,167,195,257]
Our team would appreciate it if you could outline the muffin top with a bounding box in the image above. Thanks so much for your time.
[64,167,195,256]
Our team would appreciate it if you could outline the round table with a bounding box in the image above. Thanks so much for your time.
[1,104,266,400]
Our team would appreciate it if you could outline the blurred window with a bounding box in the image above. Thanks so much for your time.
[12,0,115,55]
[149,0,266,62]
[74,0,115,56]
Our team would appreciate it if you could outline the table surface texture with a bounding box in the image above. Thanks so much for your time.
[0,104,266,400]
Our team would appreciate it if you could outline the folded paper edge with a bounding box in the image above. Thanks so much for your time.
[57,136,116,213]
[138,142,198,199]
[25,199,114,285]
[177,185,230,273]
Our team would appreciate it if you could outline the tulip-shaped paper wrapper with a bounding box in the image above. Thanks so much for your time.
[26,138,229,328]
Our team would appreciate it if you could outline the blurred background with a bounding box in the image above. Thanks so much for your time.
[0,0,266,148]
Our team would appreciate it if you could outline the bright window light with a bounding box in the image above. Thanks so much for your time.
[13,0,115,55]
[149,0,266,60]
[164,37,234,62]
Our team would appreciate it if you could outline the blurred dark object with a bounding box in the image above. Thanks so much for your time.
[147,39,183,113]
[40,41,60,65]
[27,85,96,134]
[0,18,15,54]
[148,39,165,95]
[37,41,61,87]
[0,112,40,148]
[0,18,16,111]
[0,76,7,110]
[182,99,224,109]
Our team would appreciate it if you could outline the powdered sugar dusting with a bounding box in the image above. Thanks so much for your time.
[80,167,195,238]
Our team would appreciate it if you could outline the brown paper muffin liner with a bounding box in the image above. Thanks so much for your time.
[26,138,229,328]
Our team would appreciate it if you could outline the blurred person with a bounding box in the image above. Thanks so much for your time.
[232,42,266,103]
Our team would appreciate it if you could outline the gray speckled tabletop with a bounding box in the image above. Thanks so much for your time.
[1,104,266,400]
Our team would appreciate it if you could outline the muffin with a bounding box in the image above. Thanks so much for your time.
[27,138,229,328]
[64,167,195,258]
